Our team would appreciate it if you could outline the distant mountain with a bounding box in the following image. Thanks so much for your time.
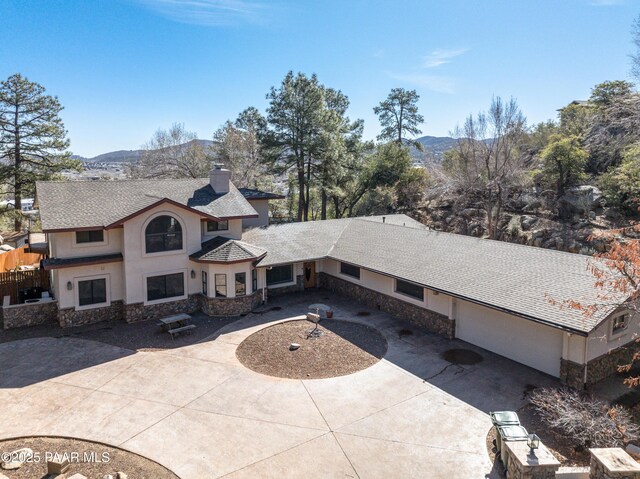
[74,136,455,165]
[74,139,215,163]
[411,135,457,162]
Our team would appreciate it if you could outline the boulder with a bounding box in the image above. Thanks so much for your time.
[558,185,603,218]
[520,215,538,231]
[68,474,88,479]
[1,448,33,470]
[116,473,128,479]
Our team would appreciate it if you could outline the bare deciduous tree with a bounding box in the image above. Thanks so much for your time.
[443,97,528,239]
[212,107,270,188]
[531,387,639,448]
[128,123,212,179]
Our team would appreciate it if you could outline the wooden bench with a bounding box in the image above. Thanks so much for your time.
[167,324,196,339]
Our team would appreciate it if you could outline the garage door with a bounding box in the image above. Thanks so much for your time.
[455,301,563,377]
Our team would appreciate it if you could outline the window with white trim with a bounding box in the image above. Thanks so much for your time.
[145,215,183,253]
[340,262,360,279]
[612,313,630,335]
[78,278,107,306]
[207,220,228,232]
[266,265,293,285]
[76,229,104,244]
[146,272,185,302]
[395,279,424,301]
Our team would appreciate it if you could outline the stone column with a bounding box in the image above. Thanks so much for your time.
[503,440,560,479]
[590,448,640,479]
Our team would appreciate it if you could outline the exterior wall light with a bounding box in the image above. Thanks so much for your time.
[527,433,540,455]
[66,281,73,291]
[190,270,196,279]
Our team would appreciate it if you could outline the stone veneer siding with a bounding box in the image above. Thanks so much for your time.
[319,272,455,339]
[267,275,305,297]
[586,339,640,385]
[58,300,124,328]
[560,358,586,389]
[123,295,200,323]
[200,290,263,316]
[2,301,58,329]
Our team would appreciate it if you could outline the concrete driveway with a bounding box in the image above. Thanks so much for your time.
[0,293,557,478]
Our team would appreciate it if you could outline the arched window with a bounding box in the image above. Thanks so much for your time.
[145,215,183,253]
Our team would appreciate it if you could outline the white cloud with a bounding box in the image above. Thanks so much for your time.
[133,0,272,26]
[423,48,469,68]
[387,72,455,94]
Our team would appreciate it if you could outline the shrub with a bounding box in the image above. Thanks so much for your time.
[530,387,639,448]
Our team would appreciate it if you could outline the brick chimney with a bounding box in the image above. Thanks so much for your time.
[210,163,231,194]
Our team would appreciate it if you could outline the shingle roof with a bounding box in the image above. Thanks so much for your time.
[191,236,266,263]
[242,215,618,334]
[238,188,286,200]
[36,179,259,231]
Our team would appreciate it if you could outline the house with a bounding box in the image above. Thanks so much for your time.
[35,166,635,389]
[0,231,29,249]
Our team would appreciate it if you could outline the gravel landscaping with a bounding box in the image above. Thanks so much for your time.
[0,312,236,351]
[236,318,388,379]
[0,436,178,478]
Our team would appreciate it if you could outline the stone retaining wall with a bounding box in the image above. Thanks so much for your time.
[200,291,263,316]
[586,340,640,385]
[267,275,305,297]
[560,358,586,389]
[2,300,58,329]
[123,295,200,323]
[58,301,124,328]
[319,272,455,339]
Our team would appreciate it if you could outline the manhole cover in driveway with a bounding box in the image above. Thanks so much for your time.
[441,348,483,365]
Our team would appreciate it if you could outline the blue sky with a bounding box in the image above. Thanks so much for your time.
[1,0,638,157]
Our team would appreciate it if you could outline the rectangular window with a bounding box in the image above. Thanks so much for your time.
[395,279,424,301]
[235,272,246,296]
[202,271,208,295]
[207,220,229,232]
[146,272,185,302]
[252,269,257,292]
[78,278,107,306]
[612,313,629,334]
[215,274,227,298]
[266,264,293,285]
[340,262,360,279]
[76,229,104,244]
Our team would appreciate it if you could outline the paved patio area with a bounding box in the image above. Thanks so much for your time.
[0,292,558,478]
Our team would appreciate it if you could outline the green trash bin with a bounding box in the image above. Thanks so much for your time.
[490,411,521,454]
[497,425,529,467]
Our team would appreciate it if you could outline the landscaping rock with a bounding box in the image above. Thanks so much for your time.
[289,343,300,351]
[520,215,538,231]
[1,447,33,470]
[68,474,88,479]
[0,473,9,479]
[626,443,640,459]
[116,472,128,479]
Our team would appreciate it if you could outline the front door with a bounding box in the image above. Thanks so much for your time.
[303,262,316,289]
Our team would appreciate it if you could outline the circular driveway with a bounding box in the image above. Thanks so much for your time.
[0,297,552,478]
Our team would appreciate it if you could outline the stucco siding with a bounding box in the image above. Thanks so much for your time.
[456,301,564,377]
[54,262,125,310]
[122,204,202,305]
[244,200,270,228]
[587,312,640,362]
[49,229,123,258]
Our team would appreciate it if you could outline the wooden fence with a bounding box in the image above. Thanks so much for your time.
[0,246,43,272]
[0,269,50,305]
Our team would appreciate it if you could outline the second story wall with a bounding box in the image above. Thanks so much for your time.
[49,229,123,258]
[122,203,202,305]
[244,200,270,228]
